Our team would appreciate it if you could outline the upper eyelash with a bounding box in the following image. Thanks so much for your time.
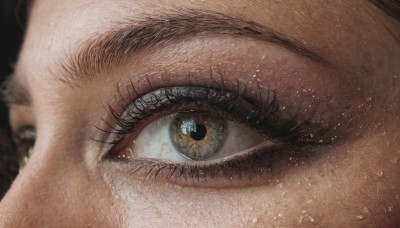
[94,78,332,156]
[89,72,342,185]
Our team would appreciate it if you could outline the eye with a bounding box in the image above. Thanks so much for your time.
[13,127,36,170]
[112,111,266,161]
[98,85,333,187]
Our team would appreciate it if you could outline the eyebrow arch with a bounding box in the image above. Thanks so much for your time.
[2,9,329,107]
[58,9,328,86]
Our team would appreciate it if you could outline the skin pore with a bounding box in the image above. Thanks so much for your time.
[0,0,400,227]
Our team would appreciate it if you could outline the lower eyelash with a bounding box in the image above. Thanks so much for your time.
[107,143,315,188]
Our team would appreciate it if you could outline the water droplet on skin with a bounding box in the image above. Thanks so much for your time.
[298,213,315,224]
[362,207,369,214]
[376,170,384,177]
[289,157,293,161]
[318,140,324,143]
[366,97,372,102]
[356,215,364,220]
[278,213,283,218]
[251,217,258,223]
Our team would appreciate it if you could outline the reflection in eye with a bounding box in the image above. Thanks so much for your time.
[115,111,265,161]
[171,111,227,161]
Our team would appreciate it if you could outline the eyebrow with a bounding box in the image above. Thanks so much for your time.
[59,9,328,84]
[1,75,30,106]
[3,9,328,106]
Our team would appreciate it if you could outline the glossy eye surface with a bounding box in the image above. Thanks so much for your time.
[171,111,227,160]
[114,110,266,161]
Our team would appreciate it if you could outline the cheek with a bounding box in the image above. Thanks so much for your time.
[0,147,122,227]
[104,132,400,227]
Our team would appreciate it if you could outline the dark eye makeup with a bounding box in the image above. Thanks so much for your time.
[94,71,341,187]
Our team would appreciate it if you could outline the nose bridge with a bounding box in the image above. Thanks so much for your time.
[0,149,64,226]
[0,145,115,227]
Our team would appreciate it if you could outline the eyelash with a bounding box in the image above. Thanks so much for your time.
[94,74,334,186]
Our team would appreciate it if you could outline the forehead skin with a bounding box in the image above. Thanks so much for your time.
[1,0,400,227]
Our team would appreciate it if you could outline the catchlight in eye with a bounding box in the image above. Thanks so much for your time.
[170,111,227,160]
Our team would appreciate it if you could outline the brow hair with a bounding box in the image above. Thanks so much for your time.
[57,9,327,86]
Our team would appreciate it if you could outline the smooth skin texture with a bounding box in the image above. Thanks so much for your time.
[1,0,400,227]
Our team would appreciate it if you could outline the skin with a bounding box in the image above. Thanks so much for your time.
[1,0,400,227]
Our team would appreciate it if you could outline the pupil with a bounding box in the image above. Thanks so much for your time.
[190,123,207,141]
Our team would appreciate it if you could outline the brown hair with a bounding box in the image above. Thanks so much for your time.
[369,0,400,21]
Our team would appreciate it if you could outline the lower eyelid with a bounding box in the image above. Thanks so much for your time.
[105,142,313,188]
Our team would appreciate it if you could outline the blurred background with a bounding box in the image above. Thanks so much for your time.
[0,0,26,199]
